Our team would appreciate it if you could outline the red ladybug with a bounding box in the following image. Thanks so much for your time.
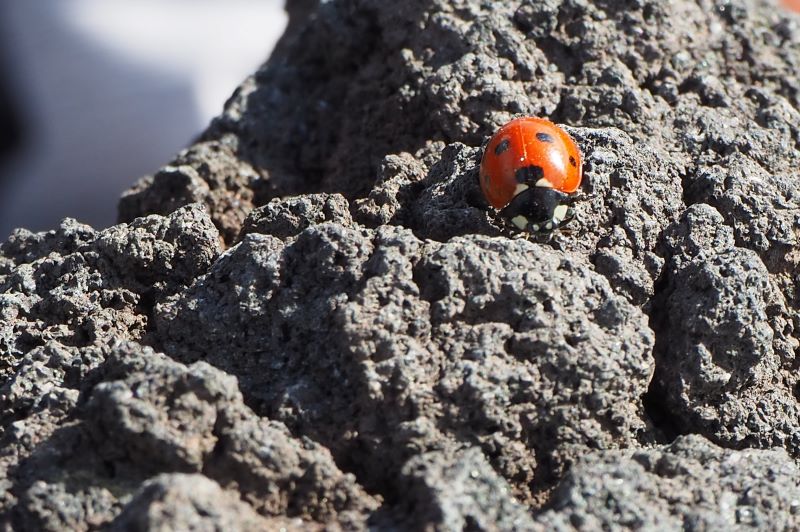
[479,117,582,234]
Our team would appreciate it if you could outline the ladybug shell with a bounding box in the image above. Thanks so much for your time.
[479,117,582,210]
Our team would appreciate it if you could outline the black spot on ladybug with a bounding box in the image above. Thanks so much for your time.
[494,138,511,156]
[515,165,544,184]
[536,132,554,143]
[569,156,577,167]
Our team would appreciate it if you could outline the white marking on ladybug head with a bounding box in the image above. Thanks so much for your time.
[511,215,528,230]
[535,177,554,188]
[553,204,569,224]
[513,183,530,196]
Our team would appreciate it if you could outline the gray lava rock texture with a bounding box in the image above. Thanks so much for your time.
[536,434,800,530]
[2,0,800,530]
[154,225,654,513]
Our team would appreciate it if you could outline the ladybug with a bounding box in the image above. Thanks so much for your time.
[479,116,582,234]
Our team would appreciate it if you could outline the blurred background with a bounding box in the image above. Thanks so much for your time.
[0,1,798,240]
[0,0,287,240]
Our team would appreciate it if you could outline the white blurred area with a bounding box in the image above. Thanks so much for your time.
[0,0,288,239]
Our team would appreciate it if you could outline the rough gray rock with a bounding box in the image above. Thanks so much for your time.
[3,342,377,530]
[239,192,354,240]
[118,141,264,244]
[377,446,538,531]
[651,204,800,454]
[536,435,800,530]
[154,223,653,509]
[109,474,305,532]
[0,204,219,353]
[2,0,800,529]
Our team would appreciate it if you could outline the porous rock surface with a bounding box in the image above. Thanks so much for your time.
[3,0,800,529]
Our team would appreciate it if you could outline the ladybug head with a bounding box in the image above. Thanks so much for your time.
[499,185,575,234]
